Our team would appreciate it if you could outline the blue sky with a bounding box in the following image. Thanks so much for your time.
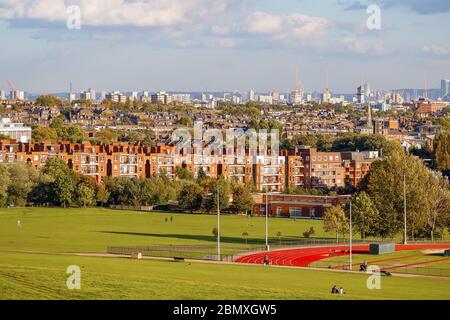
[0,0,449,94]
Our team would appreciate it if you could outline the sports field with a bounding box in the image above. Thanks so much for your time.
[236,244,450,277]
[1,207,450,300]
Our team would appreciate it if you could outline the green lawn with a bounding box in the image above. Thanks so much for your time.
[2,251,450,300]
[310,250,450,277]
[0,207,329,254]
[1,207,450,300]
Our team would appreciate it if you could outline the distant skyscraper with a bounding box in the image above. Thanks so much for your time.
[80,91,91,101]
[0,90,5,100]
[89,88,96,101]
[249,89,255,102]
[68,92,76,102]
[100,91,106,101]
[322,88,331,103]
[291,89,303,104]
[441,79,450,101]
[130,91,138,101]
[357,84,365,104]
[10,90,25,100]
[363,82,371,98]
[322,68,331,103]
[291,65,304,105]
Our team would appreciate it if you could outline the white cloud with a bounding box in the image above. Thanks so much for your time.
[0,0,210,27]
[246,11,331,47]
[424,45,450,55]
[246,11,282,34]
[0,0,386,55]
[340,36,384,54]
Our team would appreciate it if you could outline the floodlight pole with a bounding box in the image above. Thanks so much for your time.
[217,187,221,261]
[265,190,269,251]
[403,174,407,245]
[349,199,353,271]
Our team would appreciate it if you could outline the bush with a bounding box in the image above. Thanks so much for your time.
[302,226,316,238]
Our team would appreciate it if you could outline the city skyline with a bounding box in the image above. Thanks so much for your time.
[0,0,450,93]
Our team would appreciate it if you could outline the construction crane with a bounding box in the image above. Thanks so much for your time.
[7,80,16,92]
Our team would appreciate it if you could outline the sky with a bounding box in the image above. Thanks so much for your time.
[0,0,449,94]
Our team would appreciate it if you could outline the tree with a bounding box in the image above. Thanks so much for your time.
[175,167,194,181]
[6,162,39,206]
[0,165,10,206]
[96,183,110,207]
[351,191,380,240]
[105,177,142,207]
[426,173,450,240]
[177,183,203,213]
[32,126,58,143]
[76,184,96,207]
[40,157,77,207]
[91,129,118,145]
[323,205,349,242]
[232,184,254,214]
[206,177,231,212]
[140,176,178,206]
[358,150,436,240]
[433,132,450,173]
[61,125,86,143]
[36,95,62,107]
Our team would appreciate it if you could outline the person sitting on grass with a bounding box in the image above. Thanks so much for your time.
[339,287,345,294]
[331,285,338,294]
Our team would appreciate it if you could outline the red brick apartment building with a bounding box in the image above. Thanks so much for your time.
[0,140,378,192]
[251,193,351,218]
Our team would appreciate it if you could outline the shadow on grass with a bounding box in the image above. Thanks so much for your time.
[96,230,338,247]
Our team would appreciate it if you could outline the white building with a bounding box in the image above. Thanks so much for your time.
[151,91,172,104]
[249,89,255,102]
[258,95,273,104]
[130,91,138,101]
[290,89,304,105]
[80,91,92,101]
[441,79,450,101]
[0,90,6,100]
[10,90,25,101]
[68,92,76,102]
[172,93,191,104]
[322,88,331,103]
[357,85,365,104]
[0,118,32,142]
[100,91,107,101]
[140,91,149,102]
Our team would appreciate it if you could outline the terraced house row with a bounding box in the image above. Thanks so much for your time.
[0,139,379,192]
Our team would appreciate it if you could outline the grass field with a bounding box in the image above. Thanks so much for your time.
[310,250,450,277]
[1,207,450,300]
[0,207,328,254]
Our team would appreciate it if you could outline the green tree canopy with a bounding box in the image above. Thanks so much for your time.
[177,183,203,213]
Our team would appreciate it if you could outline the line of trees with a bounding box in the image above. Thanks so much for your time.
[323,149,450,241]
[0,161,254,214]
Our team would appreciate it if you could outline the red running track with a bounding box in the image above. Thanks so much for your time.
[234,244,450,268]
